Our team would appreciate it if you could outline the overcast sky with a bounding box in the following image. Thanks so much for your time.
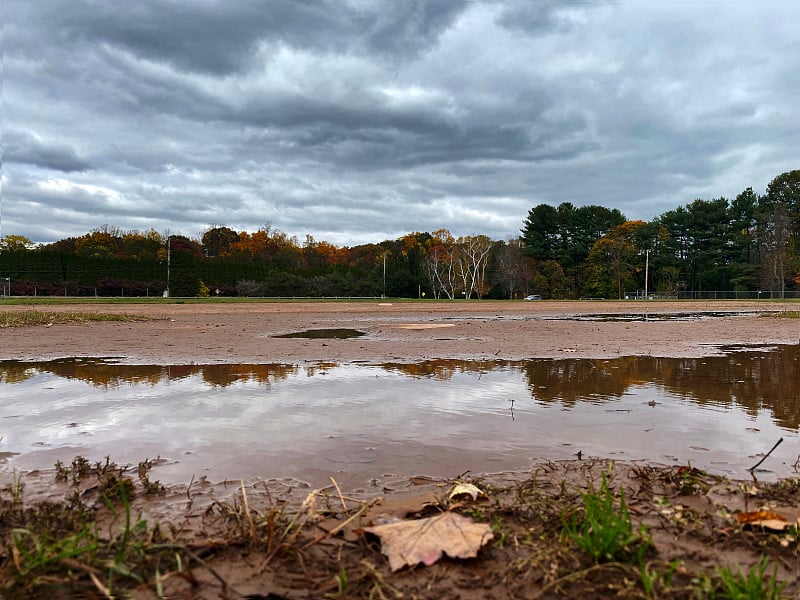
[4,1,799,246]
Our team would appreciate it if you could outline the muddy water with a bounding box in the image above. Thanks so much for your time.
[1,346,798,489]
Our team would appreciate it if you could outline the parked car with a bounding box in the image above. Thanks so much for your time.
[524,294,542,301]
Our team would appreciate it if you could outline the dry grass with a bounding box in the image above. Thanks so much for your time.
[2,458,798,599]
[0,310,149,328]
[761,310,800,319]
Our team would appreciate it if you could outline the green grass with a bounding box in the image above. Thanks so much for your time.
[2,456,175,597]
[713,556,786,599]
[562,473,652,564]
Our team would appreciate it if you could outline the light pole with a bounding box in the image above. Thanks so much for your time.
[383,251,387,298]
[2,277,9,297]
[644,249,650,300]
[166,235,171,298]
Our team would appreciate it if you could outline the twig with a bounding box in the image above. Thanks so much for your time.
[60,557,103,576]
[89,571,113,599]
[303,498,379,549]
[240,480,257,541]
[329,476,348,513]
[748,437,784,472]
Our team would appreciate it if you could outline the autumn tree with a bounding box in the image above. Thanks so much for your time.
[201,226,239,257]
[756,200,791,296]
[74,226,122,259]
[537,260,568,299]
[423,229,458,299]
[764,170,800,252]
[585,221,647,299]
[493,239,532,299]
[0,235,33,251]
[760,170,800,293]
[455,235,494,299]
[120,229,164,260]
[384,232,430,297]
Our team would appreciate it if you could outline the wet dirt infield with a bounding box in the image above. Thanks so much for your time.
[1,299,798,364]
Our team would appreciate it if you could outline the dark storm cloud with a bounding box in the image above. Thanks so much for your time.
[37,0,465,75]
[5,130,91,173]
[2,1,799,246]
[32,1,313,75]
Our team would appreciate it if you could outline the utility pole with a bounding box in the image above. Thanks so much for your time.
[644,249,650,300]
[166,235,171,298]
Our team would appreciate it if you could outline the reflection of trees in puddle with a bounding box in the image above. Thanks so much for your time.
[373,350,800,430]
[523,359,629,406]
[1,347,797,427]
[380,359,510,380]
[0,359,298,388]
[0,361,38,384]
[521,346,800,430]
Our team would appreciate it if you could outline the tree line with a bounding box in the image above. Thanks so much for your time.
[1,169,797,299]
[521,170,799,298]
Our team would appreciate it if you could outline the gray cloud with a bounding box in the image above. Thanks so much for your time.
[6,130,91,173]
[3,1,799,246]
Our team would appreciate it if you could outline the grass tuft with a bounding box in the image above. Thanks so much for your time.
[562,473,652,564]
[713,555,786,599]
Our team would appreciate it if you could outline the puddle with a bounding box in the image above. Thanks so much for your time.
[1,346,798,488]
[540,311,764,322]
[273,328,366,339]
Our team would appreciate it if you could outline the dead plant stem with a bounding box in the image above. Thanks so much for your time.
[303,498,379,549]
[748,437,784,472]
[329,476,348,513]
[239,480,257,541]
[89,572,113,599]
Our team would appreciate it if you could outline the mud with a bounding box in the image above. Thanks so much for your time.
[1,300,798,364]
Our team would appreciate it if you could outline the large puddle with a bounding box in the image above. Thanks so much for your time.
[1,346,798,488]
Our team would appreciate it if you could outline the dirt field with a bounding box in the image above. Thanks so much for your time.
[1,299,799,364]
[2,300,800,599]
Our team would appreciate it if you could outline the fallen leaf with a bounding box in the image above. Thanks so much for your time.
[449,482,487,502]
[362,493,439,526]
[736,511,798,531]
[364,511,493,571]
[736,510,786,525]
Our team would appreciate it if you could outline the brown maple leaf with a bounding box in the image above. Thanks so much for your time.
[364,511,493,572]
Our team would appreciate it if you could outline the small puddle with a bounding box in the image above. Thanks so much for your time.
[1,346,798,488]
[273,328,366,339]
[541,311,763,322]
